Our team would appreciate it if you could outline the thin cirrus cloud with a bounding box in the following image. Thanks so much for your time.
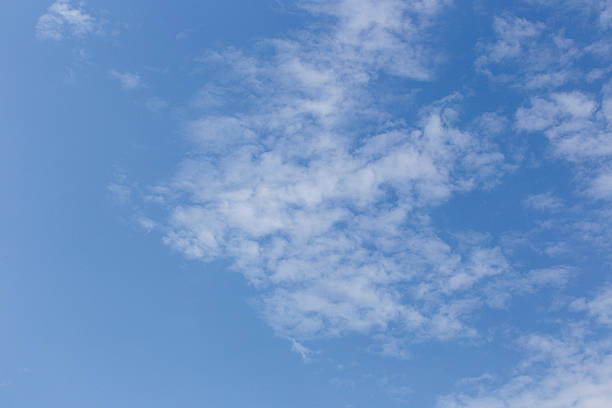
[36,0,100,41]
[161,0,510,343]
[523,192,564,211]
[499,5,612,203]
[571,284,612,326]
[438,328,612,408]
[109,70,142,90]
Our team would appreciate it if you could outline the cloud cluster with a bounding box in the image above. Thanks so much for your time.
[475,14,582,89]
[145,0,582,348]
[474,5,612,268]
[295,0,451,80]
[36,0,99,41]
[443,6,612,402]
[571,284,612,326]
[516,85,612,199]
[164,77,508,341]
[438,331,612,408]
[439,283,612,408]
[475,5,612,89]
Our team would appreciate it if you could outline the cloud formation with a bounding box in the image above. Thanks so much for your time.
[36,0,99,41]
[109,70,142,90]
[571,284,612,326]
[439,331,612,408]
[439,283,612,408]
[516,85,612,200]
[439,6,612,403]
[142,0,580,350]
[107,0,612,404]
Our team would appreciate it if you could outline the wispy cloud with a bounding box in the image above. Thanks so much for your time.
[571,284,612,326]
[108,168,132,204]
[523,192,564,211]
[475,14,583,89]
[438,317,612,408]
[524,0,612,30]
[291,338,316,362]
[109,70,142,90]
[36,0,100,41]
[516,85,612,200]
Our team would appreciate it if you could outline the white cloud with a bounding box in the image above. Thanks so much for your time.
[521,266,573,288]
[571,284,612,326]
[137,0,587,352]
[108,182,131,204]
[589,171,612,199]
[36,0,98,41]
[515,85,612,200]
[523,0,612,29]
[108,168,132,204]
[477,4,612,90]
[475,112,508,135]
[481,265,574,309]
[291,338,316,362]
[296,0,452,80]
[456,373,494,387]
[523,192,564,211]
[476,14,582,89]
[109,71,142,90]
[136,216,156,233]
[438,328,612,408]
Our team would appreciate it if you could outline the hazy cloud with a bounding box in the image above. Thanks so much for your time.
[36,0,99,41]
[109,70,142,90]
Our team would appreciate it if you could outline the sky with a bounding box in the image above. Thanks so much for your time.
[2,0,612,407]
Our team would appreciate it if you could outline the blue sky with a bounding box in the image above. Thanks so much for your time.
[2,0,612,407]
